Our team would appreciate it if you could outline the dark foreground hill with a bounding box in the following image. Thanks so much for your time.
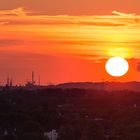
[52,81,140,91]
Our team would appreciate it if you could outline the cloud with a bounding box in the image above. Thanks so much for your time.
[0,39,24,47]
[79,21,125,26]
[72,53,102,60]
[0,14,125,27]
[0,7,28,26]
[0,21,8,25]
[112,11,135,17]
[0,9,137,27]
[11,7,26,16]
[0,8,138,27]
[112,10,140,24]
[0,7,27,16]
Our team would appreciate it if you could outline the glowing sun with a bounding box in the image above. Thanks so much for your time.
[105,57,129,77]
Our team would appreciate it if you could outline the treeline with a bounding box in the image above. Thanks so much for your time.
[0,88,139,139]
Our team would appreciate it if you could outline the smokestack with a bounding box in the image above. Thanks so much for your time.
[38,75,40,86]
[10,78,13,87]
[6,76,10,87]
[32,71,35,85]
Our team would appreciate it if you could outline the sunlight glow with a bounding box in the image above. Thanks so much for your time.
[107,47,131,58]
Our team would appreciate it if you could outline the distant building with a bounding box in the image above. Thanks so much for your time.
[5,77,13,88]
[25,71,36,87]
[44,129,58,140]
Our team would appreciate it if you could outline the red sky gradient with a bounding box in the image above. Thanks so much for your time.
[0,1,140,85]
[0,0,140,15]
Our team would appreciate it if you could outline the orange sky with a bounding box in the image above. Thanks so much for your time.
[0,1,140,85]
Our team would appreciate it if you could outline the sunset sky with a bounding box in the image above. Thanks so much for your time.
[0,0,140,85]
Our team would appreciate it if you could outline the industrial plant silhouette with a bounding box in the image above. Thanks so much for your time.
[0,70,139,140]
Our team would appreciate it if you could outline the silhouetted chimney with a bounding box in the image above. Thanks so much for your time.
[38,75,40,86]
[32,71,35,85]
[6,76,10,87]
[10,78,13,87]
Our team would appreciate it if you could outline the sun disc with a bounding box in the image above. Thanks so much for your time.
[105,57,129,77]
